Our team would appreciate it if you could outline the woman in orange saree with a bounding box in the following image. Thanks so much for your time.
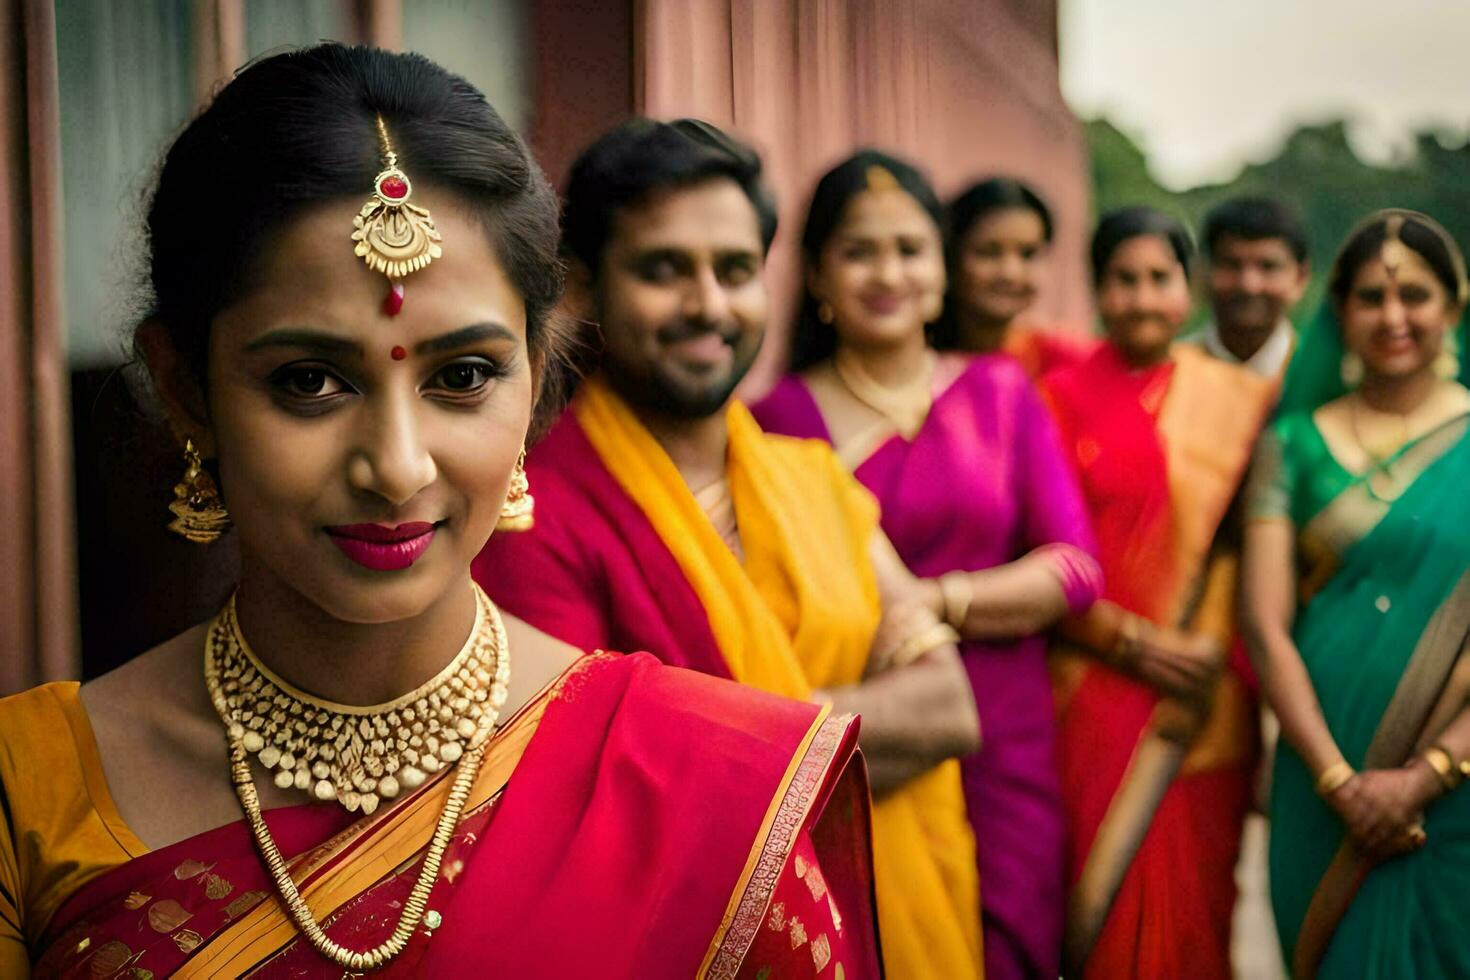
[0,44,878,978]
[1041,207,1275,978]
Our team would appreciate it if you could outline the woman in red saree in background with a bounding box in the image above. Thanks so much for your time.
[753,151,1102,980]
[1041,207,1275,978]
[933,178,1095,380]
[0,45,878,978]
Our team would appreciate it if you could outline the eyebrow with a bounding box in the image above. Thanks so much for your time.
[414,322,517,355]
[632,244,760,259]
[243,329,361,357]
[242,322,516,358]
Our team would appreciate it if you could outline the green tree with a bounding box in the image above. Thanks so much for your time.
[1086,118,1470,321]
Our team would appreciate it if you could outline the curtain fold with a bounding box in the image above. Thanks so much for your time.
[1,0,79,693]
[632,0,1091,392]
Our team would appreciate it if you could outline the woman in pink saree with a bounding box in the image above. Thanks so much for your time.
[754,150,1101,980]
[0,45,878,978]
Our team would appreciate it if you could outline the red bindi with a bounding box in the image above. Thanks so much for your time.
[390,345,407,361]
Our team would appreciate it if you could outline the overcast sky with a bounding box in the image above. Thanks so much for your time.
[1059,0,1470,189]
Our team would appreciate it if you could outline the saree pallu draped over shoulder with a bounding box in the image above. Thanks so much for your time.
[25,653,878,978]
[1265,412,1470,980]
[1041,343,1274,979]
[562,376,981,979]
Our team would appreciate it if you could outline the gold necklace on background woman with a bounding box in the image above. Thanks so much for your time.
[832,345,937,440]
[1347,379,1470,501]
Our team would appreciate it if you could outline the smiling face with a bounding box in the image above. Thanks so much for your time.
[191,189,531,625]
[1096,234,1193,367]
[1340,244,1460,382]
[955,206,1049,326]
[592,177,767,419]
[808,188,945,351]
[1207,233,1308,340]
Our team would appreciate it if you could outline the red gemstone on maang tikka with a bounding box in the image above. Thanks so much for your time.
[384,281,405,317]
[379,175,409,200]
[391,345,407,361]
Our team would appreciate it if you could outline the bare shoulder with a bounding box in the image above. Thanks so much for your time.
[81,623,218,748]
[499,612,585,714]
[79,624,242,849]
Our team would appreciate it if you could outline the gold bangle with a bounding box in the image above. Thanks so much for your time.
[1315,760,1356,796]
[892,621,962,667]
[938,572,972,630]
[1424,744,1463,792]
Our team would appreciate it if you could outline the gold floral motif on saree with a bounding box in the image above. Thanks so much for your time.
[766,902,786,931]
[811,933,833,971]
[146,898,192,933]
[87,939,132,975]
[798,858,828,903]
[202,872,233,901]
[172,859,212,880]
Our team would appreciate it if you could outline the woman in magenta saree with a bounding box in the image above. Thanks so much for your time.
[0,45,879,979]
[754,150,1102,980]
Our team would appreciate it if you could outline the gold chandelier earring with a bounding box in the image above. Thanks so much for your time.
[168,438,231,543]
[496,449,534,531]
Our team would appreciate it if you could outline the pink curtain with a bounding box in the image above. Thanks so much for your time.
[632,0,1092,393]
[0,0,79,693]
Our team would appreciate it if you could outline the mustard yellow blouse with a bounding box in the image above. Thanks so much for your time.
[0,682,147,975]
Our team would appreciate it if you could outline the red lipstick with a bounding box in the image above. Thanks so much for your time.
[324,522,437,572]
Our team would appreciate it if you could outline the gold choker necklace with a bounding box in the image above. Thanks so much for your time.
[203,583,510,972]
[206,583,509,815]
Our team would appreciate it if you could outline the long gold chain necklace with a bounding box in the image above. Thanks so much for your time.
[1348,395,1411,466]
[203,583,511,972]
[832,347,936,439]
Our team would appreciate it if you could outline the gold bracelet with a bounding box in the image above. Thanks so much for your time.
[938,572,973,630]
[1315,760,1356,796]
[1424,744,1463,792]
[892,621,962,667]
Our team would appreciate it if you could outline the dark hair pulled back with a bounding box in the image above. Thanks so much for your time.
[1327,211,1467,309]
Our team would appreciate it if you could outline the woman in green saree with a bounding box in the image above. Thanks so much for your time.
[1243,209,1470,979]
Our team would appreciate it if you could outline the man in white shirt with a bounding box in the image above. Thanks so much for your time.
[1190,197,1310,380]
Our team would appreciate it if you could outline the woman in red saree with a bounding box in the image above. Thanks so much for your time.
[0,45,878,978]
[1041,207,1275,978]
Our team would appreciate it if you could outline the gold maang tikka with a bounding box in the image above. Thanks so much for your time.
[352,116,443,315]
[1381,213,1409,279]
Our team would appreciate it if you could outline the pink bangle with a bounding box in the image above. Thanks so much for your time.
[1032,543,1103,614]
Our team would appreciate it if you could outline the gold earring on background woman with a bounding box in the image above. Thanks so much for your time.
[167,438,231,543]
